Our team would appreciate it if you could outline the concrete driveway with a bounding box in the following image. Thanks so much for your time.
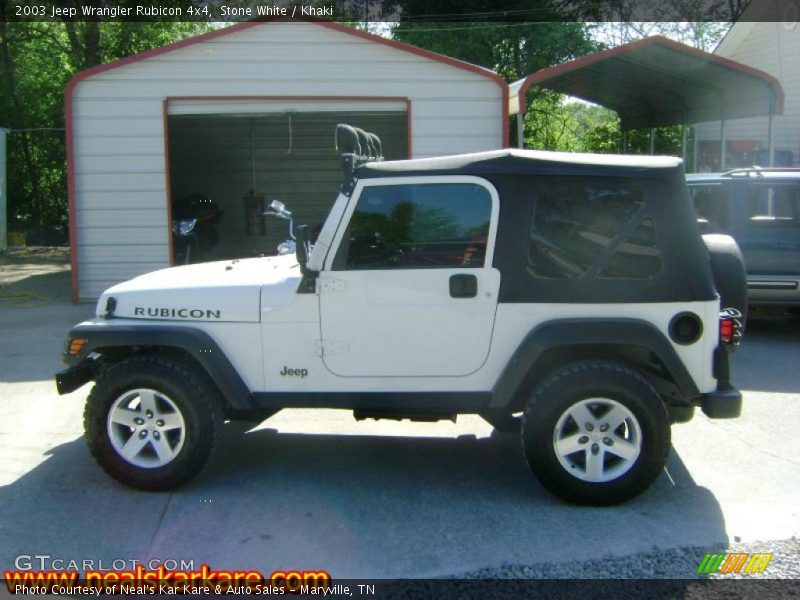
[1,258,799,579]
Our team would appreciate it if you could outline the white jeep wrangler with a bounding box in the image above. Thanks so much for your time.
[57,125,745,505]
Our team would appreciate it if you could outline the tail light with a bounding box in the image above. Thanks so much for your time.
[719,308,743,347]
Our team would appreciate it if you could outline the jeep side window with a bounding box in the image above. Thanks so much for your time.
[527,180,662,279]
[334,183,492,269]
[747,185,800,228]
[689,185,729,232]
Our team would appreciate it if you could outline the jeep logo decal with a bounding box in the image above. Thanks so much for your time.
[280,366,308,378]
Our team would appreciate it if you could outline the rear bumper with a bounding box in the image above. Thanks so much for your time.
[700,343,742,418]
[700,382,742,419]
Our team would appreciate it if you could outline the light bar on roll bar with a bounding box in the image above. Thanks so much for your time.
[336,123,383,195]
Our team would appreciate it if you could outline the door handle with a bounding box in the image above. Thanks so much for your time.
[449,274,478,298]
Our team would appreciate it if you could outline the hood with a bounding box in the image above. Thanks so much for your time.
[97,255,301,323]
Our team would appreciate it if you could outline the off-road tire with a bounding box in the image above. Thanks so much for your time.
[521,360,670,505]
[84,354,223,491]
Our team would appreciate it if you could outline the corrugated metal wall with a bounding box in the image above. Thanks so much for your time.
[168,110,408,260]
[694,22,799,169]
[71,21,504,300]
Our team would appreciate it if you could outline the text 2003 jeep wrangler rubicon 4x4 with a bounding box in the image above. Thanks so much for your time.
[57,125,746,505]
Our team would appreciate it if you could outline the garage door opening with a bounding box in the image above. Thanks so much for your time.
[166,102,408,264]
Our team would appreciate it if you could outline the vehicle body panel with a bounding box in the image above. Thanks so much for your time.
[63,151,728,412]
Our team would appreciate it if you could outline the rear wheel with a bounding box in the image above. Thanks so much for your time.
[521,360,670,505]
[84,355,222,491]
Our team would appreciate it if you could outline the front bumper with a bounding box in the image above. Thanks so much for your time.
[700,382,742,419]
[55,360,95,395]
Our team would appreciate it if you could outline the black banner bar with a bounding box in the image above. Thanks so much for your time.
[2,578,800,599]
[1,0,799,23]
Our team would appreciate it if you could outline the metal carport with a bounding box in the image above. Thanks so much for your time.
[509,35,784,168]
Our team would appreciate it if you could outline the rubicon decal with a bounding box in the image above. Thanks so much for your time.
[133,307,221,320]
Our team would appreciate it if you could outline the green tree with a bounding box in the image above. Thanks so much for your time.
[388,1,731,160]
[391,10,599,149]
[589,21,730,52]
[0,14,208,236]
[392,11,598,83]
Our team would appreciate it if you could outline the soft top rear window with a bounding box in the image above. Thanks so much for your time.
[528,179,662,280]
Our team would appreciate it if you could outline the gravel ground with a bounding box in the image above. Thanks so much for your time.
[456,537,800,579]
[2,250,798,596]
[0,245,69,261]
[0,246,70,287]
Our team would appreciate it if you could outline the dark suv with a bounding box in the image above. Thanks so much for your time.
[687,168,800,309]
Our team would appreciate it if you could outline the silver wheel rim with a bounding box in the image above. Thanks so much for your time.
[106,388,186,469]
[552,398,642,483]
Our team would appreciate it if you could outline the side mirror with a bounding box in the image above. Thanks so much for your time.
[296,231,308,266]
[265,199,292,220]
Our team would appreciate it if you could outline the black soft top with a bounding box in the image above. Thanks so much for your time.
[358,148,714,304]
[357,149,684,180]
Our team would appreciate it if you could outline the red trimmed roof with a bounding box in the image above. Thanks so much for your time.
[68,18,507,100]
[510,35,784,130]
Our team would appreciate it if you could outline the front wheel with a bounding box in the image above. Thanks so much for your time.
[521,360,670,505]
[84,355,222,491]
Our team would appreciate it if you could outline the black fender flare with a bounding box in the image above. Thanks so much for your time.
[489,318,701,409]
[62,323,255,412]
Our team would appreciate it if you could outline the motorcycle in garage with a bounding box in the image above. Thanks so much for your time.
[171,193,224,264]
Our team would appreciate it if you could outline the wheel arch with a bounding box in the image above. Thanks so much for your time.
[490,318,700,411]
[64,324,256,416]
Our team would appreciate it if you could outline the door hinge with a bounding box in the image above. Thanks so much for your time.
[316,278,347,294]
[313,340,350,357]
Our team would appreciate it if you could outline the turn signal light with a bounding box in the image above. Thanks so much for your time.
[67,337,87,356]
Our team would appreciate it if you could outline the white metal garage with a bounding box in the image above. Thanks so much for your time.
[67,20,508,302]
